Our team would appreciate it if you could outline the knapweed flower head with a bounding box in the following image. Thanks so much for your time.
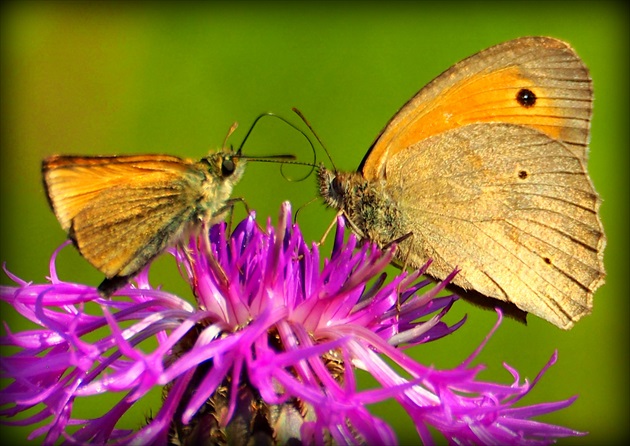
[1,202,585,445]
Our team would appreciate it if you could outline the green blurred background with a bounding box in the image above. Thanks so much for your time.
[1,1,628,444]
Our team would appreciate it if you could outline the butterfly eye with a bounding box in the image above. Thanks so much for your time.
[221,158,236,177]
[331,177,344,195]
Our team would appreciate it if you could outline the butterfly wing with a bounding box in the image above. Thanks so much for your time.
[43,155,203,278]
[70,184,198,278]
[386,123,605,329]
[43,155,194,229]
[360,37,593,181]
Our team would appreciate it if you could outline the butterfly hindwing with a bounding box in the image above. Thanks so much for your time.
[385,123,604,328]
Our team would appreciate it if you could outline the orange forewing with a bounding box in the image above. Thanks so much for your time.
[43,155,193,231]
[43,155,198,277]
[360,37,592,181]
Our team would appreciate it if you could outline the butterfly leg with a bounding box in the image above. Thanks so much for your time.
[319,210,367,246]
[383,231,415,313]
[318,211,343,246]
[199,223,230,292]
[176,240,200,294]
[218,197,253,234]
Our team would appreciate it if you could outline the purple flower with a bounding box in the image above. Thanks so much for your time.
[0,202,585,445]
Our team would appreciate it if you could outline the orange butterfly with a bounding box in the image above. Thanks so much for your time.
[44,127,294,297]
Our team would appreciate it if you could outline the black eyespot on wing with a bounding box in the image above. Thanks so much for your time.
[516,88,537,108]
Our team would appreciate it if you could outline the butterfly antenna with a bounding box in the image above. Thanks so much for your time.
[237,111,317,182]
[292,107,337,172]
[238,112,315,161]
[223,122,239,149]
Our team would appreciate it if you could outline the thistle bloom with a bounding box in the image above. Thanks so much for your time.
[1,202,585,445]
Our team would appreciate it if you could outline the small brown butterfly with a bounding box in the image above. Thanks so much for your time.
[43,124,294,297]
[318,37,606,329]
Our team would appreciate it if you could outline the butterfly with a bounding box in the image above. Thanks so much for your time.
[43,122,294,297]
[317,36,606,329]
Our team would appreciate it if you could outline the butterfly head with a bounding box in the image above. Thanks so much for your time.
[317,164,371,212]
[317,164,346,211]
[202,149,247,186]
